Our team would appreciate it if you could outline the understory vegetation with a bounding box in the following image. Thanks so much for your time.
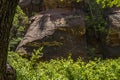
[9,6,28,51]
[8,52,120,80]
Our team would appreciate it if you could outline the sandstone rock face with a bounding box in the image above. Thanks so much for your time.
[83,7,120,59]
[19,0,31,7]
[18,1,120,59]
[19,0,83,17]
[16,9,87,60]
[19,0,43,17]
[104,11,120,58]
[107,13,120,46]
[19,0,42,7]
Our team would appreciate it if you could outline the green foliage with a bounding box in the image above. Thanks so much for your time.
[30,47,43,67]
[96,0,120,8]
[85,0,107,41]
[10,6,28,51]
[86,47,97,59]
[8,52,120,80]
[61,0,120,8]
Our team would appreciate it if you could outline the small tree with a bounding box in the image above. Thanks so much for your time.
[0,0,19,80]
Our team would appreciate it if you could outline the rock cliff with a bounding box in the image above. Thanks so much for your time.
[17,0,120,60]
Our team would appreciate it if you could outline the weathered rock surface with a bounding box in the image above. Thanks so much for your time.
[16,9,87,60]
[104,11,120,58]
[18,0,120,59]
[19,0,84,17]
[19,0,43,17]
[6,64,16,80]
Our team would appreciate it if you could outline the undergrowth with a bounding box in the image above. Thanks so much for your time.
[8,52,120,80]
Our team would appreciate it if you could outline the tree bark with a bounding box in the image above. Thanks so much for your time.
[0,0,18,80]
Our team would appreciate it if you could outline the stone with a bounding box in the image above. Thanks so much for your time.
[103,9,120,58]
[19,0,83,17]
[16,9,87,60]
[32,0,41,4]
[19,0,31,7]
[6,64,16,80]
[106,13,120,47]
[19,0,43,17]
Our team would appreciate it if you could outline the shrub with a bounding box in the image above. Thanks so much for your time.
[10,6,28,51]
[8,51,120,80]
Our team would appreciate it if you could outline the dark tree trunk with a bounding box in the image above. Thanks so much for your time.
[0,0,18,80]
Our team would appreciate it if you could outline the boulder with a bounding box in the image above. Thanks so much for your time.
[104,9,120,58]
[19,0,41,7]
[6,64,16,80]
[19,0,84,17]
[19,0,43,17]
[19,0,31,7]
[16,9,87,60]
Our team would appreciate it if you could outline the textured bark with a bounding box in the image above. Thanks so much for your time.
[0,0,18,80]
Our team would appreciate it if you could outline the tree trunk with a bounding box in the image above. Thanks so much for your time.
[0,0,18,80]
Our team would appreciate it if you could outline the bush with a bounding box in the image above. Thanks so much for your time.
[8,51,120,80]
[10,6,28,51]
